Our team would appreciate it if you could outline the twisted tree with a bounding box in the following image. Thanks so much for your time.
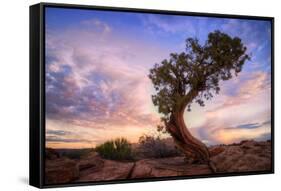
[148,31,250,171]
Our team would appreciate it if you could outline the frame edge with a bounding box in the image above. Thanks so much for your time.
[29,3,43,188]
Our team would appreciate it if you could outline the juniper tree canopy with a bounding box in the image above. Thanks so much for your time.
[148,30,250,166]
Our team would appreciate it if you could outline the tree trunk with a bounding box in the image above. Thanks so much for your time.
[166,110,209,162]
[155,87,217,172]
[166,106,216,172]
[167,110,210,163]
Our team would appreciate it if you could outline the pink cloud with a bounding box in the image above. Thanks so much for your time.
[188,70,271,145]
[45,18,169,143]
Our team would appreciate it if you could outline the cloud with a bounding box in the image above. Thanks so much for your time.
[140,14,197,37]
[46,130,72,136]
[46,136,91,143]
[204,71,271,117]
[45,118,158,148]
[210,124,270,144]
[221,120,271,131]
[81,19,111,33]
[234,123,261,129]
[45,17,170,148]
[186,70,271,145]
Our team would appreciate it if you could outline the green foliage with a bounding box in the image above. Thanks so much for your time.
[95,138,133,160]
[138,134,181,158]
[148,30,250,129]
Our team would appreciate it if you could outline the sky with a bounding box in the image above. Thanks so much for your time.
[45,7,272,149]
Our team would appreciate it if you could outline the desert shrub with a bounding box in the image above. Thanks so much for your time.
[95,138,133,160]
[138,134,181,158]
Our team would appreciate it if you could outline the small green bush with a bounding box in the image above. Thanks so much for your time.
[95,138,133,160]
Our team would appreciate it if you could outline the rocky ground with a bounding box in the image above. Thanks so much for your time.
[45,140,272,184]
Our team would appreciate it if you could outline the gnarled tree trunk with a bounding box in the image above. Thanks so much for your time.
[165,92,216,172]
[167,110,210,163]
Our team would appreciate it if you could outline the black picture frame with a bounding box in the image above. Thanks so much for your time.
[30,2,274,189]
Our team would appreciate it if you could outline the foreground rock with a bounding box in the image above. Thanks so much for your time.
[211,140,271,172]
[78,156,211,181]
[130,157,211,178]
[45,157,79,184]
[78,152,104,171]
[78,157,134,182]
[45,140,272,183]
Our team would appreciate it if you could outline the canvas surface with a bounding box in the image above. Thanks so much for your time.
[44,6,272,185]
